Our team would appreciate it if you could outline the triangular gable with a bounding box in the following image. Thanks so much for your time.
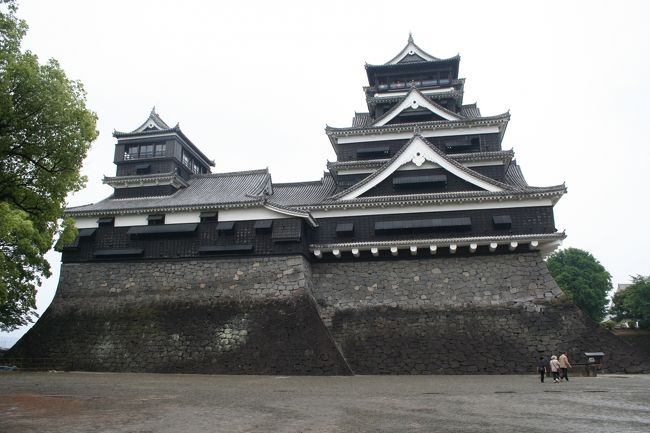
[386,34,438,65]
[131,107,172,133]
[372,88,461,127]
[334,135,513,201]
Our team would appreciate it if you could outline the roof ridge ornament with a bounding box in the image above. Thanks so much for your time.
[383,34,439,65]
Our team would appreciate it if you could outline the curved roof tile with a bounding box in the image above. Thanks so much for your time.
[66,169,271,216]
[269,174,337,206]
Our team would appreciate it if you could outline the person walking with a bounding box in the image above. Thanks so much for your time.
[550,355,561,383]
[559,352,572,381]
[537,356,547,383]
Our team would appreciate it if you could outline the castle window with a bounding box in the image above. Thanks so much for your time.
[254,220,273,233]
[357,147,390,159]
[135,163,150,175]
[125,146,139,160]
[492,215,512,229]
[182,151,191,168]
[336,223,354,237]
[77,228,97,238]
[272,219,302,243]
[445,137,479,153]
[154,143,166,157]
[200,211,218,223]
[124,143,166,160]
[97,217,115,227]
[216,221,235,234]
[147,214,165,225]
[140,144,154,158]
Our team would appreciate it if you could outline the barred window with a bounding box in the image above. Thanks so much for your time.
[154,143,166,157]
[140,144,154,158]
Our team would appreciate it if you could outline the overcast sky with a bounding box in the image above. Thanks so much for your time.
[2,0,649,346]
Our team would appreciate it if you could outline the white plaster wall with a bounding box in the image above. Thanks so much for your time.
[74,217,99,229]
[165,212,200,224]
[115,214,149,227]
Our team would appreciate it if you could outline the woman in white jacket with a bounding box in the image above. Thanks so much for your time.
[550,355,561,383]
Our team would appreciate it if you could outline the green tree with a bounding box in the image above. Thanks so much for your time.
[546,248,612,322]
[0,0,97,330]
[610,276,650,329]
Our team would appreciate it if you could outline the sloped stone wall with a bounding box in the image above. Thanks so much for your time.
[311,253,649,374]
[9,256,351,375]
[9,253,648,374]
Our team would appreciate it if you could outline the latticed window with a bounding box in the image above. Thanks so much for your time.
[182,151,191,167]
[140,144,154,158]
[154,144,166,157]
[125,146,139,160]
[124,143,165,160]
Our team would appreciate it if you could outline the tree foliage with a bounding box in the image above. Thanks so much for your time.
[610,276,650,329]
[0,0,97,330]
[546,248,612,322]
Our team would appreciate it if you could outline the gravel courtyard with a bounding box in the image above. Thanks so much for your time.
[1,372,649,433]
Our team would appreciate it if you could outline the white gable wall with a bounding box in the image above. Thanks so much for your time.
[338,136,503,200]
[373,90,460,127]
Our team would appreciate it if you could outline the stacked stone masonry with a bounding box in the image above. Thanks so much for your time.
[9,253,649,374]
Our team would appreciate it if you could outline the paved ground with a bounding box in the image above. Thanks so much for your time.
[0,372,649,433]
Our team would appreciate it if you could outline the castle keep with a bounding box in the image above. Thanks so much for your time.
[11,36,648,374]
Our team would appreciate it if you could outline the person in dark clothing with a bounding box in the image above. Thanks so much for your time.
[537,356,547,383]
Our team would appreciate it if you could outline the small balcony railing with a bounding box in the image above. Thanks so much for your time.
[376,79,451,92]
[366,79,460,95]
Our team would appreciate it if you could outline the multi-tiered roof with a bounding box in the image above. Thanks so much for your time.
[65,36,565,262]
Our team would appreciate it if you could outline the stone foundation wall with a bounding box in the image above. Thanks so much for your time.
[9,256,351,375]
[311,253,649,374]
[9,253,648,374]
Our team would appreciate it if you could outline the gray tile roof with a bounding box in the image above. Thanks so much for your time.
[300,187,567,212]
[327,150,515,172]
[366,54,461,69]
[505,162,529,188]
[366,89,464,106]
[113,110,215,167]
[269,174,337,206]
[352,112,373,128]
[460,103,482,119]
[327,110,510,136]
[66,153,561,218]
[116,107,170,134]
[66,169,271,216]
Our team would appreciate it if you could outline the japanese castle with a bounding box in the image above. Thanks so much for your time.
[19,36,647,377]
[65,35,566,262]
